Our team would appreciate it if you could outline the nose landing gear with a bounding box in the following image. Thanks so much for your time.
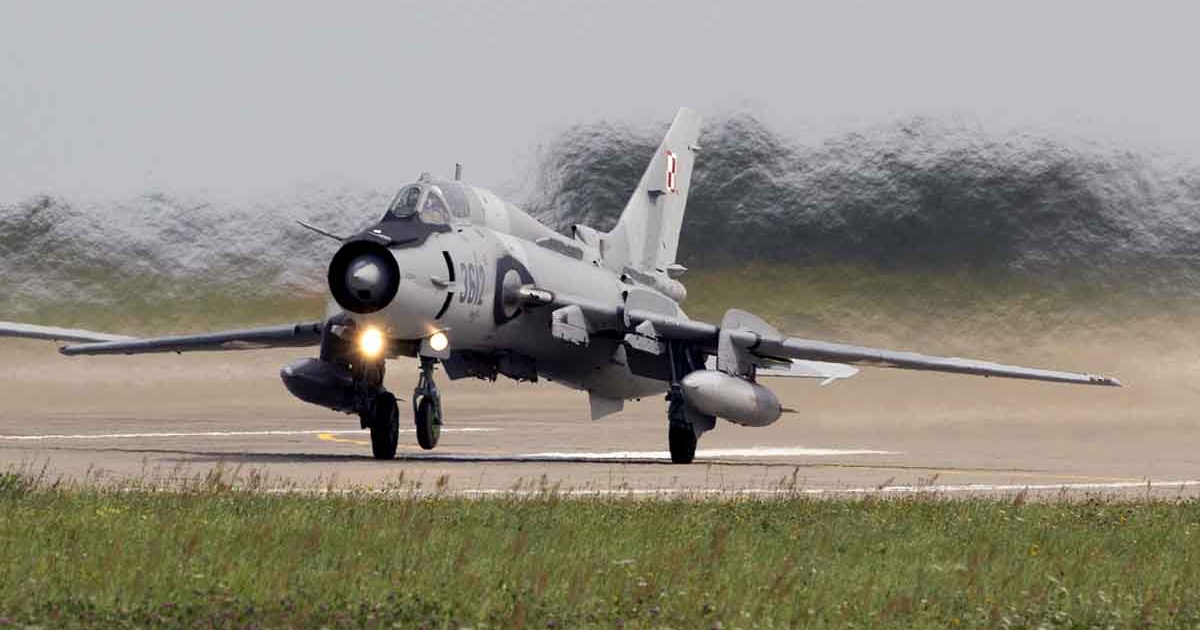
[413,356,443,450]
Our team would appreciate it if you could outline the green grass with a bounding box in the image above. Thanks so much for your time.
[2,472,1199,628]
[7,261,1197,342]
[682,263,1200,344]
[0,264,329,334]
[8,292,327,335]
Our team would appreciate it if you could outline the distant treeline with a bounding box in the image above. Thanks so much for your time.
[5,112,1200,324]
[527,113,1200,289]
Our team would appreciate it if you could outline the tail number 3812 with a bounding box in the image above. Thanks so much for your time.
[459,262,486,306]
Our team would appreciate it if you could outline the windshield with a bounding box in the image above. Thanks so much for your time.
[386,186,423,219]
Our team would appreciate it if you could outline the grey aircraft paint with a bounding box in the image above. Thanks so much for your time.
[0,108,1121,463]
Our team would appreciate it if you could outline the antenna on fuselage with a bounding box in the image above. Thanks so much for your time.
[454,163,463,181]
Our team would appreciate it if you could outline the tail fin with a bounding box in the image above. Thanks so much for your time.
[602,108,701,273]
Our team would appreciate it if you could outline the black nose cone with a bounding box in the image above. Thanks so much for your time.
[328,241,400,314]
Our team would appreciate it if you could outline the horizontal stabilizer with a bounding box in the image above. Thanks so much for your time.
[704,355,858,381]
[759,359,860,382]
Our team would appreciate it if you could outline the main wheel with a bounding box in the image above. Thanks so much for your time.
[414,396,441,450]
[369,392,400,460]
[668,425,697,464]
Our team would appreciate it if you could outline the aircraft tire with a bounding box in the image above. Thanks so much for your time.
[668,425,696,464]
[414,396,441,450]
[369,392,400,460]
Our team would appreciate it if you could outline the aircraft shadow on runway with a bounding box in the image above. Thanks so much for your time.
[26,444,782,467]
[16,444,1056,477]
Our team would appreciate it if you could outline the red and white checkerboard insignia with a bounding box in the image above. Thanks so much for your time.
[665,150,678,193]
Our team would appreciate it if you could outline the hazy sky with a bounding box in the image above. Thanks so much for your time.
[2,1,1198,200]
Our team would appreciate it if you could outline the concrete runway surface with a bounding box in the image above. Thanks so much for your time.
[2,337,1198,497]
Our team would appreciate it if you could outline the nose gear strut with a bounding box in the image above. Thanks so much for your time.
[413,356,443,449]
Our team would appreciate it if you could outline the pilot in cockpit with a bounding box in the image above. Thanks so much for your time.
[420,188,450,224]
[387,186,422,219]
[385,185,450,225]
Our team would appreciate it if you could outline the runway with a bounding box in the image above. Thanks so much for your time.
[2,338,1198,497]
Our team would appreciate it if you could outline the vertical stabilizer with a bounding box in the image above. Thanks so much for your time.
[603,108,702,273]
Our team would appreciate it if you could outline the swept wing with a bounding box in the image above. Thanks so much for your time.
[0,322,134,344]
[0,321,322,355]
[521,288,1121,387]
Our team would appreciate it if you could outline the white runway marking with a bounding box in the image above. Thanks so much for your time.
[258,479,1200,498]
[453,479,1200,497]
[0,428,499,441]
[826,480,1200,495]
[517,446,898,460]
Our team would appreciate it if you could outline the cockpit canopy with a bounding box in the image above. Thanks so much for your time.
[384,181,470,225]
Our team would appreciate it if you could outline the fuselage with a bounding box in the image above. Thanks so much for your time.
[330,176,671,401]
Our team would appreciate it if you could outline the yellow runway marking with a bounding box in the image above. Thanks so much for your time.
[319,433,371,446]
[318,428,497,448]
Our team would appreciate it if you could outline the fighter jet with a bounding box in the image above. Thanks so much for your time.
[0,108,1120,463]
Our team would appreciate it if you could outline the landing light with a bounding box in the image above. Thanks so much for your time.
[429,331,449,352]
[359,327,386,358]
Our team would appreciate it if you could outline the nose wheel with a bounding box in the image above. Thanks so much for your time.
[413,357,443,450]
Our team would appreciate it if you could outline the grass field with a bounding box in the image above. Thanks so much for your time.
[8,262,1199,345]
[2,472,1199,629]
[680,263,1200,347]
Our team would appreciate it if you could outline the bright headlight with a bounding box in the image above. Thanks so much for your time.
[428,331,449,352]
[359,327,385,358]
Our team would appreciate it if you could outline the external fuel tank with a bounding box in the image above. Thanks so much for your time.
[679,370,783,427]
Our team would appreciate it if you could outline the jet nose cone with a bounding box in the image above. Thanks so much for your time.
[347,257,385,299]
[328,241,401,314]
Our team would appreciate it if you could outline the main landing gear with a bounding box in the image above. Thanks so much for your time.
[366,390,400,460]
[354,356,400,460]
[340,348,400,456]
[667,391,697,464]
[664,342,710,465]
